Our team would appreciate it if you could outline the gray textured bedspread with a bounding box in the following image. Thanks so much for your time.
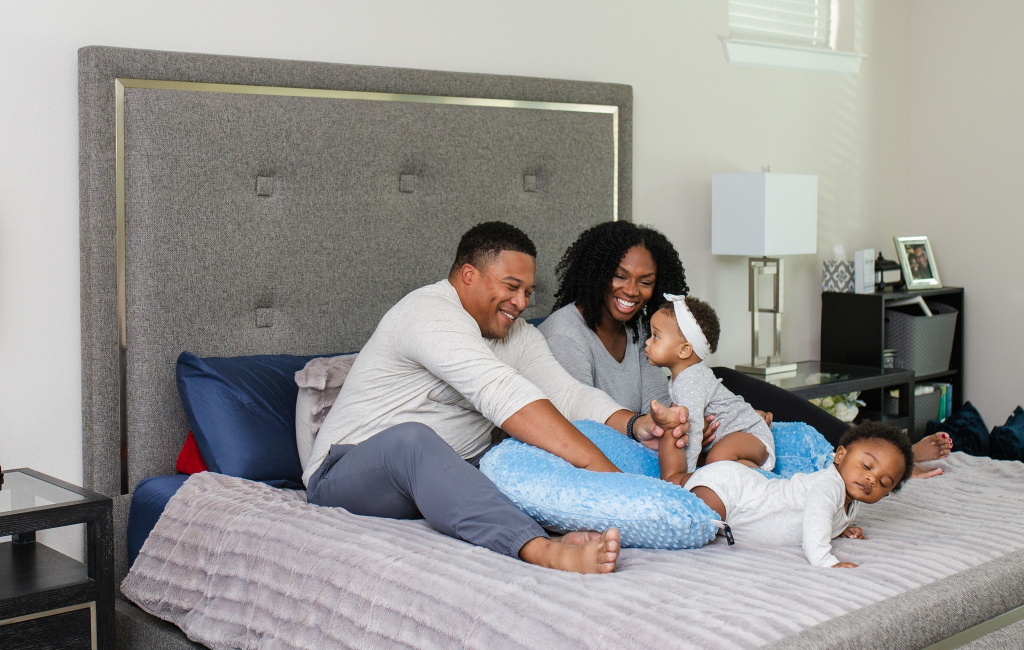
[122,453,1024,649]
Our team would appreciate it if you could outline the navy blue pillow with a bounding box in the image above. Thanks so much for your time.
[925,401,990,457]
[176,352,330,488]
[990,406,1024,462]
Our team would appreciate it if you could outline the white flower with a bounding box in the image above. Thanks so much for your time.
[822,396,835,408]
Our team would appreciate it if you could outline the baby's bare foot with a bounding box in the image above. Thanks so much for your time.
[650,400,684,430]
[520,529,620,574]
[913,432,952,462]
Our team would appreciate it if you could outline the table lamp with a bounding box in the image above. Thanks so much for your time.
[712,172,818,375]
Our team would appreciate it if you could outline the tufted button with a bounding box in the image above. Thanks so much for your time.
[399,174,416,193]
[256,176,274,197]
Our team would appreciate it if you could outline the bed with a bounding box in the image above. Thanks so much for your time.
[77,46,1024,649]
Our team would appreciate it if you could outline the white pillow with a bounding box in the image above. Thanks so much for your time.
[295,387,317,470]
[294,354,358,472]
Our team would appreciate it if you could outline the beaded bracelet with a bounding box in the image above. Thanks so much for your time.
[626,413,641,441]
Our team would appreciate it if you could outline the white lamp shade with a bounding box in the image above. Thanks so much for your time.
[711,173,818,256]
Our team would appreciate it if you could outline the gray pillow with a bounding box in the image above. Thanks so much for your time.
[294,354,358,471]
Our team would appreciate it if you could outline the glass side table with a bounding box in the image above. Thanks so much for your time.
[741,361,915,431]
[0,468,113,649]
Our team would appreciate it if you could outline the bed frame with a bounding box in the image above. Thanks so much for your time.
[78,46,1024,650]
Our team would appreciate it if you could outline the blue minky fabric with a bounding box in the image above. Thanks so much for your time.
[756,421,835,479]
[481,420,835,550]
[481,420,718,549]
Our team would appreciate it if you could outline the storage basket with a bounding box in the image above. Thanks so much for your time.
[885,301,958,376]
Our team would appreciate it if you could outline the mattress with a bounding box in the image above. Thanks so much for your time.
[122,452,1024,649]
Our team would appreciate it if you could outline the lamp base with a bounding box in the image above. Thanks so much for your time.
[736,362,799,376]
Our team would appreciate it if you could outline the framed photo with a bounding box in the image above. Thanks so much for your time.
[894,236,942,290]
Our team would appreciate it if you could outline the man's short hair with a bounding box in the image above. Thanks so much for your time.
[450,221,537,273]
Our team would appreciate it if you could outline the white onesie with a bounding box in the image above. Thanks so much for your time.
[684,461,859,567]
[668,361,775,472]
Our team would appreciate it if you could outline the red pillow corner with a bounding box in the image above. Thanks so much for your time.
[176,431,209,475]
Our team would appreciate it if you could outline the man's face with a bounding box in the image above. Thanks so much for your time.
[459,251,536,339]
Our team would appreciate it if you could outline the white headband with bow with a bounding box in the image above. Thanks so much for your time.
[663,293,712,360]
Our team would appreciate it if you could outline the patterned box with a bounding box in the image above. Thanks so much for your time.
[823,261,855,293]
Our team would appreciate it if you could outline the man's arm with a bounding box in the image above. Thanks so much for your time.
[398,305,620,472]
[513,327,698,450]
[501,400,619,472]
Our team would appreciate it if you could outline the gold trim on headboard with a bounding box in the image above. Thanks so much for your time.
[113,77,619,493]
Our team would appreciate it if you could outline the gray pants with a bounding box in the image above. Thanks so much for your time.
[306,422,548,558]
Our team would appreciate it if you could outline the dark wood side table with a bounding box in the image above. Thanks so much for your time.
[0,469,113,649]
[741,361,916,432]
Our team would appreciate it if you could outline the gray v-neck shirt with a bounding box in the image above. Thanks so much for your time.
[538,303,670,415]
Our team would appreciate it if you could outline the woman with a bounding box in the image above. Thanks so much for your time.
[540,222,952,474]
[539,221,682,416]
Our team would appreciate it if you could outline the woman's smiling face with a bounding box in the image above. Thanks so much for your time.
[602,245,657,324]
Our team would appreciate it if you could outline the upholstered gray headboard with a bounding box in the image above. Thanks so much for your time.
[79,46,632,497]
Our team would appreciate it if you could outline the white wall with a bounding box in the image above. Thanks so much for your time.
[908,0,1024,428]
[0,1,913,502]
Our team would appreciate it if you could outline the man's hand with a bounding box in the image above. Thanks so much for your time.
[755,410,773,428]
[831,561,859,568]
[840,526,865,539]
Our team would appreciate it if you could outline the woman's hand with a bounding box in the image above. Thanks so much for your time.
[755,410,773,428]
[840,526,865,539]
[702,415,720,447]
[634,401,691,450]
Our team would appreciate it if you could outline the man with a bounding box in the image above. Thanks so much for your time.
[305,222,690,574]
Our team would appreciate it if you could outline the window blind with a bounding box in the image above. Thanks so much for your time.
[729,0,833,48]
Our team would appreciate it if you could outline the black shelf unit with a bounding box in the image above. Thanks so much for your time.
[0,469,114,649]
[821,287,964,438]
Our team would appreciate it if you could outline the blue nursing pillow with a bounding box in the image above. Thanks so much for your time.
[480,420,833,550]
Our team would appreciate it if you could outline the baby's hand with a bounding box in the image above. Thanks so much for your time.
[841,526,865,539]
[650,400,684,430]
[831,561,859,568]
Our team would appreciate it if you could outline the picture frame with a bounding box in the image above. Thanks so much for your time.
[894,236,942,290]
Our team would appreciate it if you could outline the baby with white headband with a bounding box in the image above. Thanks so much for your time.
[644,295,775,485]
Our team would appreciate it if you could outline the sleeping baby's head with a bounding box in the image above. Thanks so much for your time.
[834,422,915,504]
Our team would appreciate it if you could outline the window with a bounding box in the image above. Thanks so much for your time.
[729,0,833,49]
[722,0,864,74]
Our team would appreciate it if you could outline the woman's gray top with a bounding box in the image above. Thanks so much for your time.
[538,303,670,414]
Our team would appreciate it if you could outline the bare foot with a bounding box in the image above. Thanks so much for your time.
[913,432,953,462]
[555,531,601,546]
[519,529,620,574]
[832,561,858,568]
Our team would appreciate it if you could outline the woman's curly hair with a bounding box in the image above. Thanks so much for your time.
[552,221,688,341]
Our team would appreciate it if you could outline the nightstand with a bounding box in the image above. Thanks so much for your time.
[741,360,915,431]
[0,469,113,649]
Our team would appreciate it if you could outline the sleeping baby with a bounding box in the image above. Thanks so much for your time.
[645,295,776,481]
[680,421,914,567]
